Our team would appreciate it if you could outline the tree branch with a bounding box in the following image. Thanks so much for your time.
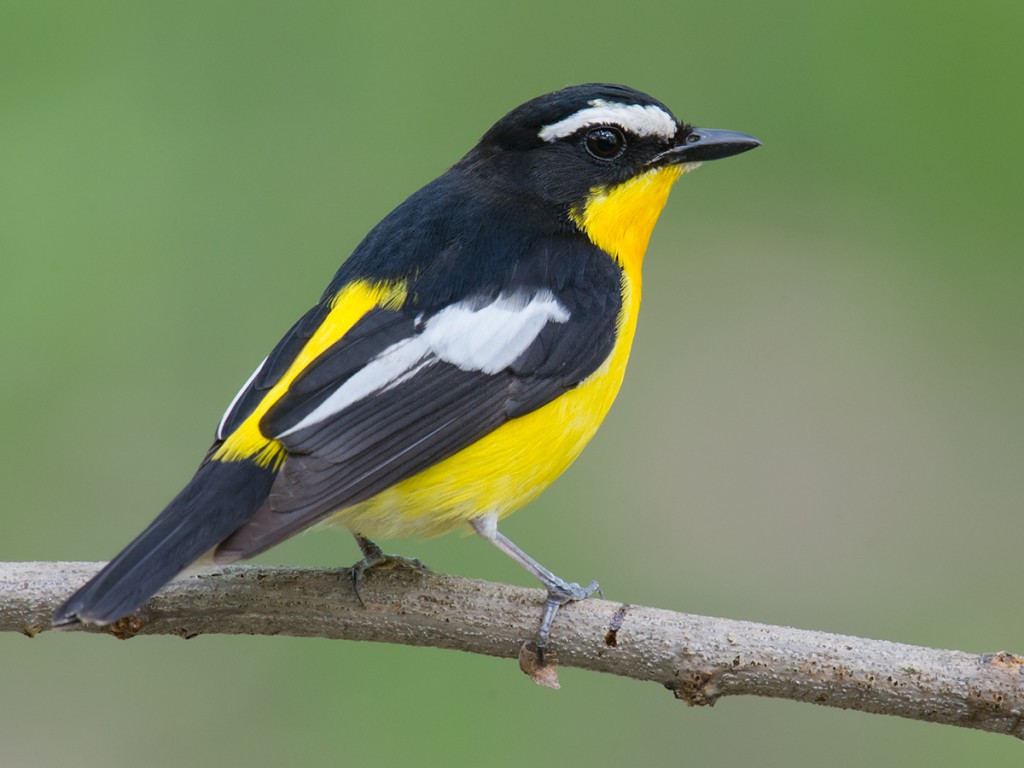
[3,561,1022,739]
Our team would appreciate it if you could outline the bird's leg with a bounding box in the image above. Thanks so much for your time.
[349,534,425,605]
[470,515,600,658]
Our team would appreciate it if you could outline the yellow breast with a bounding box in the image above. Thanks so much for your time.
[333,164,686,539]
[334,271,640,538]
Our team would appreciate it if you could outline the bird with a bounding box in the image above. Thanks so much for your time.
[53,83,760,649]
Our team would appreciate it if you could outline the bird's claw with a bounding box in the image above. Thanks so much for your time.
[535,578,601,662]
[350,550,426,606]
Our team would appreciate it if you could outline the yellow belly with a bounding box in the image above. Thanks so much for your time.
[330,270,641,539]
[323,163,685,538]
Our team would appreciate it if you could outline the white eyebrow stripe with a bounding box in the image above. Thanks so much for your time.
[538,100,677,142]
[275,290,570,438]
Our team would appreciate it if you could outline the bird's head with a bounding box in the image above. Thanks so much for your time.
[470,83,760,271]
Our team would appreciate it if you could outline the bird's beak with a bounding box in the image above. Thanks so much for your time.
[650,127,762,166]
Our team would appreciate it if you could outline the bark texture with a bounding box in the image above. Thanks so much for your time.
[3,561,1022,739]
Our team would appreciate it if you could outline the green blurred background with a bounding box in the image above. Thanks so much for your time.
[2,1,1022,765]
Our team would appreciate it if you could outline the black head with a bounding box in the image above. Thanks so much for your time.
[464,83,760,210]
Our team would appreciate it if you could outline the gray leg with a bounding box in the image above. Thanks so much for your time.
[470,515,600,652]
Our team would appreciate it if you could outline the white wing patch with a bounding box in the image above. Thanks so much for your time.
[217,355,268,440]
[422,290,569,374]
[538,99,677,143]
[276,290,570,438]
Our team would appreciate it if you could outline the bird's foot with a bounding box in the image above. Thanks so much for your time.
[536,578,601,662]
[350,535,426,606]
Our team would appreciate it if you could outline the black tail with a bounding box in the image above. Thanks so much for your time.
[53,459,277,626]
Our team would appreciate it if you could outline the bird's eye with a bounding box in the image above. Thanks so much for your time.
[584,127,626,160]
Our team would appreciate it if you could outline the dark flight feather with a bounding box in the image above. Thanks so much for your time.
[215,248,622,561]
[53,460,277,625]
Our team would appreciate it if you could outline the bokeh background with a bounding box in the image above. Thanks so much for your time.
[2,1,1022,765]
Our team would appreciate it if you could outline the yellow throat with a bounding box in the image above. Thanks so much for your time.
[571,164,687,280]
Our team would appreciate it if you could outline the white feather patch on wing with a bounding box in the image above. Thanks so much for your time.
[422,289,569,374]
[538,99,677,142]
[217,355,268,440]
[275,290,570,438]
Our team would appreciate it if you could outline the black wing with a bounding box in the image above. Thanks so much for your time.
[215,261,622,561]
[216,303,332,440]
